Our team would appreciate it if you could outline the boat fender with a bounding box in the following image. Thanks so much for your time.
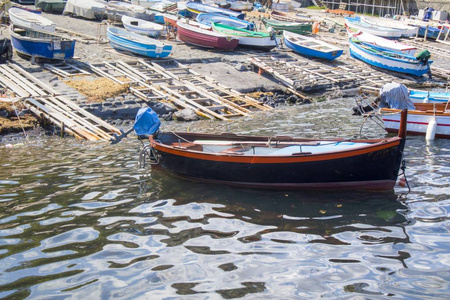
[423,96,429,103]
[425,117,437,140]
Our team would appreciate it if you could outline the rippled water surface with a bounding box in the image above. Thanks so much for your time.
[1,98,449,299]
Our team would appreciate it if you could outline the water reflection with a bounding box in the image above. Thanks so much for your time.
[0,97,449,298]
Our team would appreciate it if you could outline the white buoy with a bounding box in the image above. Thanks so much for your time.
[423,96,429,103]
[426,117,437,140]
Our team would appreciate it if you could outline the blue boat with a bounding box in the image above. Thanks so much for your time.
[283,31,343,60]
[107,27,172,58]
[9,25,75,60]
[348,38,431,77]
[409,89,450,104]
[418,25,442,39]
[186,2,245,20]
[196,13,254,30]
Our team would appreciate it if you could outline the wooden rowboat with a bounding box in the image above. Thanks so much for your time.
[177,19,239,50]
[143,109,408,190]
[106,26,172,58]
[10,25,75,60]
[284,31,343,60]
[122,15,165,37]
[348,38,432,77]
[381,103,450,139]
[8,7,55,32]
[262,17,312,35]
[212,22,280,49]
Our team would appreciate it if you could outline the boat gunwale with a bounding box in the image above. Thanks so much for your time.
[149,133,403,164]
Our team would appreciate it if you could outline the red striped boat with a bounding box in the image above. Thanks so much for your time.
[381,103,450,139]
[176,19,239,50]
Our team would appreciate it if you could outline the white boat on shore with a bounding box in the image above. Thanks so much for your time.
[345,16,407,38]
[9,7,56,32]
[361,16,418,37]
[122,15,165,37]
[346,25,417,55]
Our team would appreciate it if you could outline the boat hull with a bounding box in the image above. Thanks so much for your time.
[107,27,172,58]
[149,131,406,190]
[349,39,430,77]
[177,22,238,50]
[10,27,75,60]
[382,109,450,138]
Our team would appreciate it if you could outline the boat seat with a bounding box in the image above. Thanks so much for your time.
[220,147,251,155]
[172,142,203,151]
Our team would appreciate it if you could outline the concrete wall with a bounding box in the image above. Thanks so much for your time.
[407,0,450,13]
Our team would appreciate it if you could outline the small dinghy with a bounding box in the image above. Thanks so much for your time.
[122,15,165,37]
[9,24,76,60]
[212,22,280,49]
[196,13,254,30]
[134,108,408,190]
[283,31,343,60]
[348,38,432,77]
[9,7,56,32]
[106,27,172,58]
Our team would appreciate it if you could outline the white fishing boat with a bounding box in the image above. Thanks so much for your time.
[346,25,417,55]
[381,103,450,139]
[8,7,56,32]
[361,16,418,37]
[121,15,165,37]
[345,16,407,38]
[348,38,431,77]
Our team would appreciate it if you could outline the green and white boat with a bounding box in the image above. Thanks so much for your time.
[262,18,312,35]
[212,22,281,49]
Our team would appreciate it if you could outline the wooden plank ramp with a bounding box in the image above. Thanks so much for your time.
[44,62,91,78]
[248,53,408,91]
[89,60,264,120]
[0,63,120,141]
[150,59,272,111]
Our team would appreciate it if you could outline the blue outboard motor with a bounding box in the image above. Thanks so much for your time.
[424,7,434,21]
[134,107,161,137]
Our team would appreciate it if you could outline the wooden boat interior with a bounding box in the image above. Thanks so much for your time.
[286,34,336,51]
[155,133,381,156]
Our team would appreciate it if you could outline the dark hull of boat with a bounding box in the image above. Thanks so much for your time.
[150,134,406,190]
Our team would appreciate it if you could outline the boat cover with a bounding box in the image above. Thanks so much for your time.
[134,108,161,136]
[35,0,67,13]
[63,0,107,20]
[379,83,415,110]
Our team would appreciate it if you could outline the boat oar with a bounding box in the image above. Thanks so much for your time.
[110,127,134,144]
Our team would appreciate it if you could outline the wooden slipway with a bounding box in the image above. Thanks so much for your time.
[88,59,271,121]
[248,52,414,91]
[0,63,120,141]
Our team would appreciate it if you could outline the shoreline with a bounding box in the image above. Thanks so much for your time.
[1,6,450,141]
